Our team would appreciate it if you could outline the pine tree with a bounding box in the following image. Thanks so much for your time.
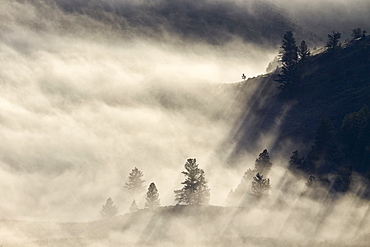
[101,197,118,218]
[145,182,160,210]
[276,31,298,90]
[362,30,367,39]
[174,158,210,205]
[289,150,305,174]
[298,40,310,63]
[234,168,256,194]
[125,167,145,197]
[351,28,362,39]
[251,173,270,199]
[326,31,341,53]
[255,149,273,175]
[130,199,138,212]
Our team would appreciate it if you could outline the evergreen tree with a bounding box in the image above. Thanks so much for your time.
[234,168,255,195]
[251,173,270,199]
[130,199,138,212]
[276,31,298,90]
[298,40,310,63]
[174,158,210,205]
[326,31,341,53]
[362,30,367,39]
[101,197,118,218]
[145,182,160,210]
[125,167,145,197]
[255,149,273,175]
[289,150,305,173]
[352,28,363,39]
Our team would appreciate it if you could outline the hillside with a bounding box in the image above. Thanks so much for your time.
[226,36,370,160]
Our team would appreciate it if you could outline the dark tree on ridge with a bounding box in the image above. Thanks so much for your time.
[326,31,341,53]
[351,28,362,39]
[298,40,310,63]
[276,31,298,90]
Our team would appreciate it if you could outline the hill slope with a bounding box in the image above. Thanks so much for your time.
[224,36,370,168]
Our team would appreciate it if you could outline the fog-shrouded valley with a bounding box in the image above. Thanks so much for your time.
[1,0,370,246]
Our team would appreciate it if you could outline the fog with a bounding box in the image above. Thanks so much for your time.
[0,0,370,246]
[0,0,272,221]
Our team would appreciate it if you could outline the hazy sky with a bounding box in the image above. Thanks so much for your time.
[1,0,370,222]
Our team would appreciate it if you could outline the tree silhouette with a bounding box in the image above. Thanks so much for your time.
[298,40,310,62]
[174,158,210,205]
[251,173,270,199]
[326,31,341,53]
[362,30,367,39]
[130,199,139,212]
[352,28,362,39]
[289,150,307,174]
[276,31,298,90]
[101,197,118,218]
[255,149,273,175]
[145,182,160,210]
[125,167,145,197]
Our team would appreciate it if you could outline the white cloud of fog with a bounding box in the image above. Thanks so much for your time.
[0,0,274,222]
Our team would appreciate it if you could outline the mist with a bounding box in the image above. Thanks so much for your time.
[0,0,270,221]
[1,0,370,246]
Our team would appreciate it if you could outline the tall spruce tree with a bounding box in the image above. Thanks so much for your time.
[276,31,298,90]
[255,149,273,175]
[174,158,210,205]
[101,197,118,218]
[145,182,160,210]
[125,167,145,197]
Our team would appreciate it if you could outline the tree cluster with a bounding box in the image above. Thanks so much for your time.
[288,106,370,196]
[276,27,367,91]
[227,149,273,206]
[275,31,310,90]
